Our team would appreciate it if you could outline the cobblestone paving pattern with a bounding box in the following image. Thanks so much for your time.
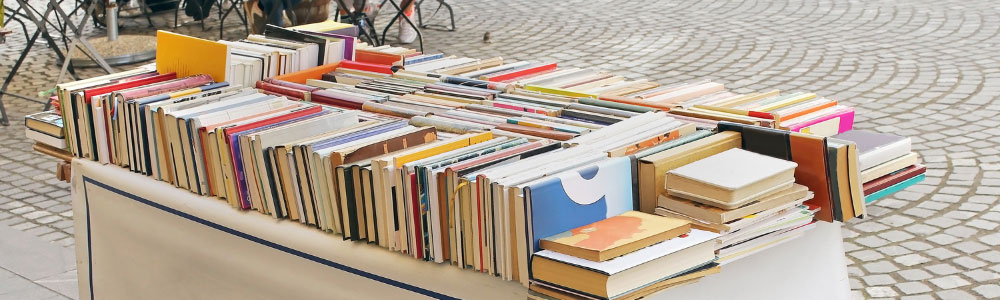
[2,0,1000,299]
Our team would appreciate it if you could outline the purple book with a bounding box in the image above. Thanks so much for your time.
[294,30,357,61]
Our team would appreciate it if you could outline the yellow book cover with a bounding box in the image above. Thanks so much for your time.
[523,85,598,99]
[393,131,493,167]
[156,31,230,82]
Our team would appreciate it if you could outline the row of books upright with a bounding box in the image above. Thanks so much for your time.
[47,27,923,299]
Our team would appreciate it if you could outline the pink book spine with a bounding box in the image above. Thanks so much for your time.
[121,74,214,100]
[788,107,855,134]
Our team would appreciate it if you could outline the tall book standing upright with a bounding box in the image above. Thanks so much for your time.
[156,31,230,82]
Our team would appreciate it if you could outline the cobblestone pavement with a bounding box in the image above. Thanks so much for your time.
[2,0,1000,299]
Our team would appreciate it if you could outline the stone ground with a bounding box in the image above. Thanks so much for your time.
[2,0,1000,299]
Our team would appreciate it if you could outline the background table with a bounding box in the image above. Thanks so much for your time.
[71,159,850,299]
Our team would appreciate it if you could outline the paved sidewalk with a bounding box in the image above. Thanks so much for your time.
[2,0,1000,299]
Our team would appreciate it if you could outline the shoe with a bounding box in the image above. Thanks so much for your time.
[397,8,418,44]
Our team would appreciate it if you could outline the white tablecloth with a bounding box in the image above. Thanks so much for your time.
[71,159,849,300]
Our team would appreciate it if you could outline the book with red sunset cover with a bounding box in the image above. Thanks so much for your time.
[539,211,691,262]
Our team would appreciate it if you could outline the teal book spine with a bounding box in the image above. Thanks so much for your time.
[865,174,925,203]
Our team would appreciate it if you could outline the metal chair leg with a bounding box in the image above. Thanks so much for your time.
[0,29,42,126]
[417,0,453,31]
[174,0,181,27]
[139,0,155,27]
[415,0,423,27]
[217,0,224,39]
[235,0,248,35]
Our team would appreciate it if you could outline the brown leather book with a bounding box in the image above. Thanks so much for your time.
[788,132,834,222]
[339,127,438,165]
[495,123,576,141]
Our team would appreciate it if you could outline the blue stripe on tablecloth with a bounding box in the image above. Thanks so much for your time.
[83,176,458,300]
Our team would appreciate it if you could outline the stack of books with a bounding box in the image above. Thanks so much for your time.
[38,28,922,294]
[24,111,66,149]
[530,211,720,299]
[667,90,854,136]
[657,148,818,264]
[831,130,923,203]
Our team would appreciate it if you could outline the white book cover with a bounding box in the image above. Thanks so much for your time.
[26,128,67,149]
[534,229,719,275]
[668,148,798,191]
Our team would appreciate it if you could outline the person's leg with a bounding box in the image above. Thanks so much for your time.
[397,0,417,44]
[259,0,285,26]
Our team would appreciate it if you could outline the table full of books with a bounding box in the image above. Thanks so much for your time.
[40,20,924,300]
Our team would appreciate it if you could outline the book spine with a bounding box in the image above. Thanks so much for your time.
[863,165,926,195]
[482,63,557,82]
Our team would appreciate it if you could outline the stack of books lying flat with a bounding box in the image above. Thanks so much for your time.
[657,148,818,265]
[25,111,66,149]
[831,130,923,203]
[530,211,719,299]
[37,27,925,295]
[667,90,853,136]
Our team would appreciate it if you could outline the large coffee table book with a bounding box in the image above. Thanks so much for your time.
[46,25,917,299]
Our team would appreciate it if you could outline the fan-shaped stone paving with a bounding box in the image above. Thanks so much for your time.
[2,0,999,298]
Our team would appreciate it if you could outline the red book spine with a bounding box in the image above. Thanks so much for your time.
[256,81,308,100]
[119,74,214,100]
[339,60,396,75]
[310,90,367,109]
[747,111,775,119]
[265,78,320,92]
[483,63,557,82]
[863,165,926,195]
[83,72,178,101]
[410,174,424,260]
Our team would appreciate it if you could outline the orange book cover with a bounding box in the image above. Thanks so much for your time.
[355,49,405,66]
[788,132,834,222]
[539,211,690,261]
[273,62,341,84]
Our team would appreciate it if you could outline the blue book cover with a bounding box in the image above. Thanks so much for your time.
[527,156,635,252]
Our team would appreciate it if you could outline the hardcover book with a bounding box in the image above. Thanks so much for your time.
[24,111,65,138]
[666,148,797,208]
[832,130,911,170]
[539,211,690,262]
[527,156,636,252]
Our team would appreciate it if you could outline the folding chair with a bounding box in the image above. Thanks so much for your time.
[1,0,113,126]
